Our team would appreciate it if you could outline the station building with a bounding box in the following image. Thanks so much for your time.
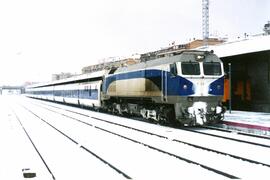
[52,72,75,81]
[0,86,24,95]
[81,56,140,74]
[204,35,270,112]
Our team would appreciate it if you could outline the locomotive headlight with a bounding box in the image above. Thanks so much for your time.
[216,106,222,114]
[196,55,205,61]
[211,107,215,112]
[183,84,188,90]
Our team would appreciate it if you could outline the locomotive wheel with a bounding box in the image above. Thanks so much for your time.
[158,107,176,126]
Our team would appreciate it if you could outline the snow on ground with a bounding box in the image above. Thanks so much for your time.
[1,96,126,180]
[22,96,270,178]
[57,105,270,179]
[0,97,52,179]
[2,95,270,179]
[17,97,226,179]
[224,110,270,127]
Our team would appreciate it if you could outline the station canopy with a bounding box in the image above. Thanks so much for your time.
[199,35,270,58]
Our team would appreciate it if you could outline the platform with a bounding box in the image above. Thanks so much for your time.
[223,111,270,136]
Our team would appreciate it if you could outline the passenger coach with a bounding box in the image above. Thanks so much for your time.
[26,70,104,108]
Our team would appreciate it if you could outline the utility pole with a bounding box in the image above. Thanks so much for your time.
[202,0,209,47]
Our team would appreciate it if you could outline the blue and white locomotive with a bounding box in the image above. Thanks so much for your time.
[25,50,225,126]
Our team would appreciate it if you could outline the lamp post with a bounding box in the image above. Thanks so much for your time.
[228,63,232,113]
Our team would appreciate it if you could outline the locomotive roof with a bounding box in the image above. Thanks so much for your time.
[114,50,219,74]
[27,70,106,88]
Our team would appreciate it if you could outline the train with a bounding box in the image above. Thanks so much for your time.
[25,50,225,126]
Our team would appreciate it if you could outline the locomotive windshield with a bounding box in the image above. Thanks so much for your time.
[203,62,222,76]
[181,62,200,75]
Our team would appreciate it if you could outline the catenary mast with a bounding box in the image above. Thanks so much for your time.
[202,0,209,47]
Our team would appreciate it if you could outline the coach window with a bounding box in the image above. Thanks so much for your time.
[181,62,200,75]
[203,62,222,76]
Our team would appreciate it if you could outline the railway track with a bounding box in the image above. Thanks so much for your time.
[31,99,270,166]
[199,125,270,140]
[7,103,130,179]
[11,109,56,180]
[15,104,131,179]
[13,97,270,179]
[32,97,270,141]
[19,101,238,179]
[182,127,270,148]
[32,98,270,148]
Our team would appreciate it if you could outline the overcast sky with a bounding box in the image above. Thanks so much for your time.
[0,0,269,85]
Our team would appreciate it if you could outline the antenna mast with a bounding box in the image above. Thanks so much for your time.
[202,0,209,47]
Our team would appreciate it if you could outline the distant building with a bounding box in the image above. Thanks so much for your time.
[186,38,225,49]
[82,56,140,74]
[52,72,75,81]
[82,39,224,73]
[0,86,24,95]
[263,21,270,35]
[140,44,187,62]
[140,38,224,61]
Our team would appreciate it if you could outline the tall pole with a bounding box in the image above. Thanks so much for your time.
[228,63,232,113]
[202,0,209,47]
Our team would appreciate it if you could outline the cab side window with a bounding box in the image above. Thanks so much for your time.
[170,63,177,76]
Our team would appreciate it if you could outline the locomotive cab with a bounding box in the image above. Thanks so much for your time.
[171,52,225,125]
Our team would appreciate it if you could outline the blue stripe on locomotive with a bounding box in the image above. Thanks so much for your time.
[103,69,195,96]
[208,77,224,96]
